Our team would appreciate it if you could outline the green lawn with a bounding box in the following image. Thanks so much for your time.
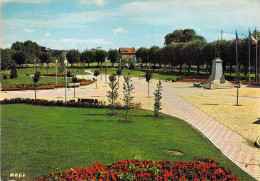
[1,104,253,180]
[1,68,90,88]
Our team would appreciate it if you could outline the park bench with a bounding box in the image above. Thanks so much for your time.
[194,80,201,87]
[68,83,80,87]
[165,78,173,82]
[78,98,98,104]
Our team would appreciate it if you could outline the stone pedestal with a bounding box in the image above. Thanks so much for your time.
[202,58,234,89]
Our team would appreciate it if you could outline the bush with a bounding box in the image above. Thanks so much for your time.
[1,98,142,110]
[67,71,72,77]
[10,65,18,79]
[37,158,239,181]
[3,73,8,79]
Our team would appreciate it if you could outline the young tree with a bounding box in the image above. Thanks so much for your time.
[32,71,41,99]
[154,80,163,117]
[72,75,77,98]
[116,68,122,88]
[145,69,152,97]
[94,69,100,88]
[136,57,142,79]
[123,75,134,121]
[107,74,119,115]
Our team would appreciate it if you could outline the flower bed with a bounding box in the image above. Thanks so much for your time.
[37,158,239,181]
[179,79,207,83]
[1,84,64,91]
[79,80,93,85]
[41,73,74,77]
[1,81,93,91]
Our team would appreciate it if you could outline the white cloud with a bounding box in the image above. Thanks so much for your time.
[38,38,115,51]
[24,28,34,33]
[45,32,51,36]
[1,0,50,3]
[77,0,105,6]
[113,27,127,35]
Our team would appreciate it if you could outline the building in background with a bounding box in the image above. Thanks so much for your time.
[119,47,136,60]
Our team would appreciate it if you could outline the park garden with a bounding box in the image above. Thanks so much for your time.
[1,29,258,180]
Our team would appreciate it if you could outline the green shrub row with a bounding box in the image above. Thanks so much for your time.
[1,98,142,110]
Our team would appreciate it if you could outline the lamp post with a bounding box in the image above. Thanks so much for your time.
[55,60,58,85]
[64,59,68,102]
[34,59,36,73]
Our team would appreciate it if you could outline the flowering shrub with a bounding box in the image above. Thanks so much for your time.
[1,98,142,110]
[37,158,239,181]
[41,73,74,77]
[1,84,64,91]
[1,81,94,91]
[180,79,207,83]
[79,80,93,85]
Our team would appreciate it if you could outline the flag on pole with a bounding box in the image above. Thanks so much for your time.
[249,31,257,45]
[236,31,241,44]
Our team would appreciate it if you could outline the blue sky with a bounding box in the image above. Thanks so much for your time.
[1,0,260,51]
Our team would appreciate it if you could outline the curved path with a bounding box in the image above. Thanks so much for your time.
[1,71,259,180]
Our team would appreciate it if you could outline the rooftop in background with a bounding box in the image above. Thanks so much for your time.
[119,47,136,54]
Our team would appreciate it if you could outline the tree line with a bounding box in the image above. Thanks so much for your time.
[1,29,259,77]
[136,29,259,76]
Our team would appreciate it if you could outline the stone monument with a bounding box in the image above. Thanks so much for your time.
[201,43,234,89]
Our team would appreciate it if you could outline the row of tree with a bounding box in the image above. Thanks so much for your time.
[1,29,259,77]
[1,40,120,70]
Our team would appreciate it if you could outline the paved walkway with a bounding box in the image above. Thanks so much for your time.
[1,71,259,180]
[161,86,260,180]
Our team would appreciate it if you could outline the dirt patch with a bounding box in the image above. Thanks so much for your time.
[163,148,185,156]
[118,120,134,124]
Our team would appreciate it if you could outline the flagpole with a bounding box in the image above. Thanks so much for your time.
[248,28,251,84]
[236,30,238,65]
[256,28,258,84]
[236,30,239,106]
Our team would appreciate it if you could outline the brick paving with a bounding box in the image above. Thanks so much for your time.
[162,86,260,180]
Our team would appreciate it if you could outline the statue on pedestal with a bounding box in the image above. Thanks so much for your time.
[215,42,220,58]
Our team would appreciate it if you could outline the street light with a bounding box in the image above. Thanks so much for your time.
[55,60,58,85]
[34,59,36,73]
[64,59,68,102]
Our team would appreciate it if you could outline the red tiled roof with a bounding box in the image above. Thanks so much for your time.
[119,47,136,53]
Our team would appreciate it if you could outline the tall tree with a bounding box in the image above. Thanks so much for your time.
[66,49,80,67]
[1,48,14,70]
[136,47,149,67]
[12,51,26,67]
[95,50,107,67]
[164,29,205,45]
[149,46,160,69]
[80,50,95,68]
[39,52,51,64]
[11,41,24,51]
[108,49,119,67]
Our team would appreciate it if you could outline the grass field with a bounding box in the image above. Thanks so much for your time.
[1,67,90,88]
[1,104,253,180]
